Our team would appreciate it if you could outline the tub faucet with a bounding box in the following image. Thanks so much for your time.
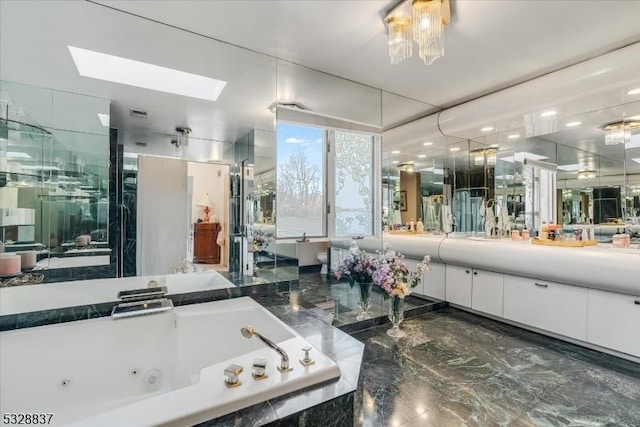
[241,326,291,372]
[297,233,308,243]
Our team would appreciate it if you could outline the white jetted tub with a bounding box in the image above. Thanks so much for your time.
[0,297,341,426]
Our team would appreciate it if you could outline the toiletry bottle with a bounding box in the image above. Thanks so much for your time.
[540,222,548,240]
[416,219,424,233]
[521,228,530,240]
[409,218,415,232]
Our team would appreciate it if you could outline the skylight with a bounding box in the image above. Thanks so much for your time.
[557,164,585,171]
[97,113,110,127]
[68,46,227,102]
[498,152,548,163]
[6,152,33,160]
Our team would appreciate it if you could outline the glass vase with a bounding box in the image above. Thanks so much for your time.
[387,296,406,338]
[355,282,373,321]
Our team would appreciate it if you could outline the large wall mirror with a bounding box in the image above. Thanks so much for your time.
[0,80,111,280]
[0,0,390,318]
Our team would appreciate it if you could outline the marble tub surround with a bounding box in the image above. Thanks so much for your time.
[0,298,350,427]
[194,292,364,427]
[0,274,299,332]
[0,271,235,317]
[353,308,640,427]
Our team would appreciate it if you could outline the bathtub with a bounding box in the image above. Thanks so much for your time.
[0,271,234,316]
[0,297,341,426]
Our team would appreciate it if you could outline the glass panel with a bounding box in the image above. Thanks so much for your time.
[276,123,325,238]
[334,130,373,236]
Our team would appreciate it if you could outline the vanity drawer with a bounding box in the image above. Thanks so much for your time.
[587,289,640,358]
[503,275,587,341]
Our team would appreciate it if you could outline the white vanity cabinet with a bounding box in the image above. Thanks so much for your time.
[423,262,446,300]
[445,265,504,314]
[445,265,473,307]
[503,276,588,341]
[470,269,504,317]
[587,289,640,358]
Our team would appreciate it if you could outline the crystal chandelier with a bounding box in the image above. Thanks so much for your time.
[385,0,451,66]
[602,120,640,145]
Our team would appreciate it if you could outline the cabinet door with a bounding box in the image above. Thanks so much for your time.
[403,258,423,295]
[503,276,587,341]
[445,265,473,307]
[423,262,446,300]
[471,269,503,317]
[587,289,640,358]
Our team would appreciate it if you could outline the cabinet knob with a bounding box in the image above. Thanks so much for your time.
[534,282,548,288]
[634,300,640,305]
[473,271,478,276]
[465,270,470,274]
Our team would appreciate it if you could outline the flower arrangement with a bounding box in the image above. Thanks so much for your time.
[334,244,376,287]
[372,249,430,299]
[253,230,269,251]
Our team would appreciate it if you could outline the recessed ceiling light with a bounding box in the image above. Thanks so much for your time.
[391,150,401,154]
[422,142,433,146]
[392,160,399,164]
[628,88,640,95]
[490,144,499,148]
[507,134,520,139]
[481,127,494,132]
[97,113,110,127]
[68,46,227,101]
[565,121,581,127]
[418,154,426,158]
[541,110,557,117]
[449,147,460,152]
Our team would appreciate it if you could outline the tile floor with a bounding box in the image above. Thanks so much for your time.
[280,272,640,427]
[351,308,640,427]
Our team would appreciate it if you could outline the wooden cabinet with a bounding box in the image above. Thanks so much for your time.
[587,289,640,358]
[471,269,504,317]
[193,222,220,264]
[503,275,588,341]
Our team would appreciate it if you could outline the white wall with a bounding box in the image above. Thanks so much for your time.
[187,162,230,266]
[137,156,188,276]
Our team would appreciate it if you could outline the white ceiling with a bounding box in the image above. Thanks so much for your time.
[98,0,640,108]
[2,0,640,170]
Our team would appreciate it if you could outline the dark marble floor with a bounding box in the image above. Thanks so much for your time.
[351,308,640,427]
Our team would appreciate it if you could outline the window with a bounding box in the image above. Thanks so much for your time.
[333,130,374,236]
[276,123,325,238]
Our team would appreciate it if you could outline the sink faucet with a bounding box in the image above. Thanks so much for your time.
[241,326,291,372]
